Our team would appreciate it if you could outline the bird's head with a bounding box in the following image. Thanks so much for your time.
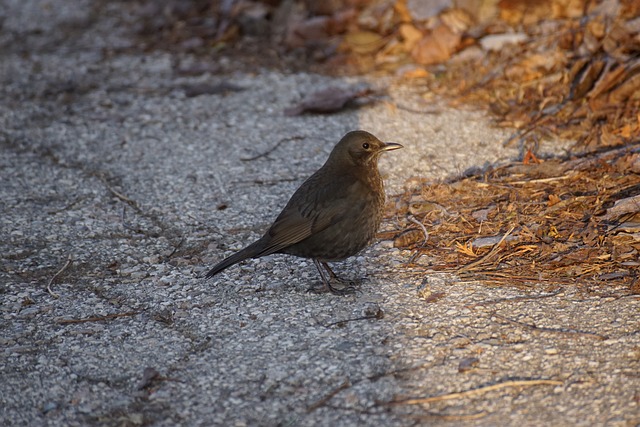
[329,130,403,168]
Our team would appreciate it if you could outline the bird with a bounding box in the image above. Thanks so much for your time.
[205,130,403,294]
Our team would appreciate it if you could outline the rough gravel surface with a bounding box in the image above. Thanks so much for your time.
[1,1,638,426]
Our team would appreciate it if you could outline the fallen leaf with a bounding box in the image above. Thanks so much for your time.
[551,0,585,19]
[498,0,558,25]
[409,197,448,215]
[471,234,519,248]
[608,71,640,103]
[284,85,377,116]
[548,194,561,206]
[344,30,386,54]
[397,65,430,79]
[506,52,566,81]
[411,23,461,65]
[548,225,561,238]
[393,0,413,23]
[421,291,446,303]
[399,23,423,50]
[286,16,330,48]
[394,228,427,247]
[440,8,473,33]
[456,240,477,256]
[523,148,541,164]
[569,58,607,100]
[472,207,494,222]
[614,124,633,138]
[479,32,528,51]
[602,195,640,222]
[586,61,627,100]
[405,0,452,21]
[458,357,480,373]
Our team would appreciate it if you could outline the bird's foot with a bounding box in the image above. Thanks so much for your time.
[327,281,358,295]
[307,281,357,295]
[310,260,362,295]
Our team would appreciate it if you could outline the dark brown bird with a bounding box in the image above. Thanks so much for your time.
[206,130,403,294]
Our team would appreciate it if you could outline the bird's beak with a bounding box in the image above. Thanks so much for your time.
[381,142,403,151]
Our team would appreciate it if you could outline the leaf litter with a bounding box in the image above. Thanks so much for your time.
[383,143,640,291]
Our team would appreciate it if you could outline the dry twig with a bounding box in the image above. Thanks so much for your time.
[240,136,304,161]
[457,226,516,273]
[56,311,142,324]
[307,380,351,413]
[492,313,608,340]
[463,290,562,308]
[387,379,562,406]
[47,255,72,298]
[410,411,488,421]
[407,215,429,246]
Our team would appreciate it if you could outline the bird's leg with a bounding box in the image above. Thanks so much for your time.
[308,260,356,295]
[320,262,342,282]
[322,262,362,287]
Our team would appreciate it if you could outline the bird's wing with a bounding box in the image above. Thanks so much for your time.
[255,172,362,256]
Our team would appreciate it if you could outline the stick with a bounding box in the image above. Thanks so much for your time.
[457,226,516,273]
[47,255,72,298]
[387,379,562,405]
[492,313,607,340]
[410,411,488,421]
[408,215,429,246]
[241,136,304,161]
[307,380,351,412]
[56,311,142,324]
[464,290,562,308]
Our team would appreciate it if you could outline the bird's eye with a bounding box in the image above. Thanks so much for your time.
[362,142,370,149]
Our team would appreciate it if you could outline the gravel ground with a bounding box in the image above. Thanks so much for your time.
[1,1,638,426]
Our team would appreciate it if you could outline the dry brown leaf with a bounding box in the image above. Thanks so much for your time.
[551,0,586,19]
[615,152,640,173]
[608,71,640,103]
[440,8,473,33]
[399,23,423,50]
[506,52,566,82]
[479,33,528,51]
[375,38,406,66]
[499,0,551,25]
[283,85,376,116]
[570,58,607,100]
[411,23,461,65]
[586,61,627,100]
[394,229,427,248]
[500,0,584,24]
[344,30,386,54]
[393,0,413,23]
[548,194,562,206]
[398,65,431,79]
[326,8,358,35]
[456,241,477,257]
[602,195,640,222]
[614,123,633,138]
[357,2,396,34]
[587,17,607,39]
[523,148,541,164]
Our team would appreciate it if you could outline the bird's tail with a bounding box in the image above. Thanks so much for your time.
[205,240,264,279]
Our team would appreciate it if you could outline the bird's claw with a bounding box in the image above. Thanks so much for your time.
[306,281,357,295]
[328,283,357,295]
